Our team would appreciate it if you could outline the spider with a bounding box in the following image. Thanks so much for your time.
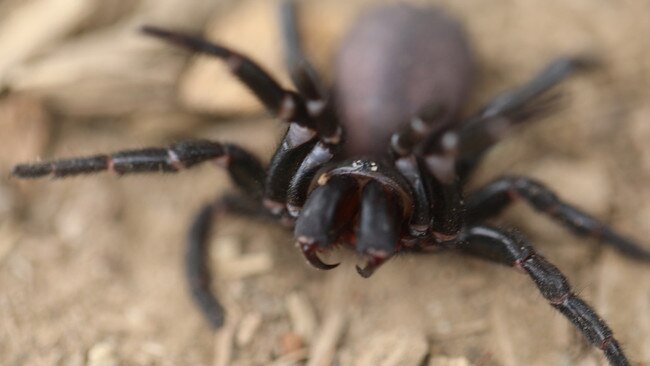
[11,1,650,364]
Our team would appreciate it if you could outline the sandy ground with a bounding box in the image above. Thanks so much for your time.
[1,0,650,365]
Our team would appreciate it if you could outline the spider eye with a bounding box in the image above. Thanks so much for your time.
[350,159,378,172]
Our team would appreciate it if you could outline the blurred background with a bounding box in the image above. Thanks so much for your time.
[1,0,649,365]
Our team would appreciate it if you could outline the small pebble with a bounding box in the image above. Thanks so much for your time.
[279,332,304,356]
[0,94,50,171]
[87,341,118,366]
[286,291,318,342]
[429,356,472,366]
[353,330,428,366]
[236,312,263,347]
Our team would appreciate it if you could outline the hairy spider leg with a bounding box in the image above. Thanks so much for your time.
[393,155,434,237]
[389,57,591,187]
[387,55,595,245]
[460,226,630,366]
[395,56,596,240]
[141,25,342,217]
[141,25,317,214]
[13,139,268,328]
[279,0,342,143]
[11,140,265,190]
[274,106,342,218]
[264,133,317,215]
[279,0,324,103]
[392,138,464,240]
[389,103,449,158]
[455,56,597,181]
[286,141,338,216]
[187,195,270,328]
[141,26,312,129]
[142,25,317,207]
[466,176,650,260]
[481,56,597,120]
[181,144,268,328]
[284,103,343,216]
[396,54,589,241]
[387,105,449,236]
[427,179,464,239]
[395,113,465,241]
[395,144,464,241]
[269,122,341,219]
[279,0,343,215]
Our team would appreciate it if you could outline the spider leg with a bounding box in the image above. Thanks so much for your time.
[478,56,596,120]
[390,103,448,157]
[394,148,463,239]
[428,178,464,239]
[141,25,333,214]
[14,138,268,328]
[355,180,402,277]
[279,0,324,103]
[466,176,650,260]
[264,130,317,215]
[187,194,272,328]
[141,26,312,129]
[294,175,358,269]
[410,125,465,239]
[12,141,265,192]
[384,104,466,239]
[185,144,268,328]
[459,225,630,366]
[456,56,597,180]
[417,148,466,240]
[286,141,338,216]
[141,22,343,215]
[265,104,342,215]
[276,0,343,208]
[393,156,433,236]
[388,105,453,237]
[278,0,342,143]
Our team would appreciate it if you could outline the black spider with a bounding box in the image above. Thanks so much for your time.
[11,2,650,365]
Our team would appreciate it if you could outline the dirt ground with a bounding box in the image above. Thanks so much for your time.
[1,0,649,365]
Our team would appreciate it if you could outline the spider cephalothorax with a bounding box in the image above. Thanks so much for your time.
[12,1,650,365]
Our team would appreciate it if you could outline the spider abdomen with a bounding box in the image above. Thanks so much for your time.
[335,4,474,156]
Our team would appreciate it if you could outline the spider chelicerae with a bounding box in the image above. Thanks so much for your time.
[11,2,649,365]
